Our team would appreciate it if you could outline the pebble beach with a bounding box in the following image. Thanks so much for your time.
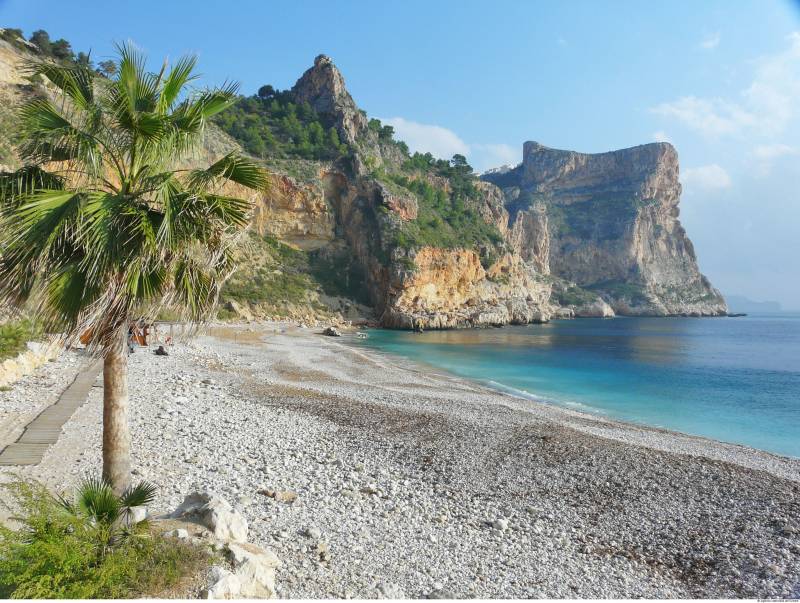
[1,322,798,599]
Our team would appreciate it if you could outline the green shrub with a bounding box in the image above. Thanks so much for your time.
[213,89,350,161]
[379,173,504,266]
[588,280,648,304]
[223,234,371,307]
[554,285,598,307]
[216,307,238,320]
[0,319,41,361]
[0,480,209,599]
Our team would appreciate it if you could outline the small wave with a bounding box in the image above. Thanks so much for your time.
[486,380,543,402]
[485,380,604,414]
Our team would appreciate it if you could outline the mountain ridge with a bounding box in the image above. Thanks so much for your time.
[0,38,727,326]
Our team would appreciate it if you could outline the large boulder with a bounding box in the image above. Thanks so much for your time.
[573,298,615,318]
[206,566,242,599]
[169,492,248,543]
[227,542,281,599]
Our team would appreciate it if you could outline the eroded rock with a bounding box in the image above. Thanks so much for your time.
[170,491,248,542]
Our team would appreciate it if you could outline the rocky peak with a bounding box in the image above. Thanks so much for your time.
[290,55,367,145]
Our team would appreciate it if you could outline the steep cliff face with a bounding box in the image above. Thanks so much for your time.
[380,248,551,329]
[251,174,335,250]
[484,142,727,316]
[275,59,555,329]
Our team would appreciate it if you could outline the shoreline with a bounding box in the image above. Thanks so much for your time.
[1,321,798,598]
[344,327,800,479]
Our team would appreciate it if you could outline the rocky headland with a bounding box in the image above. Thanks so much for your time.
[483,142,727,316]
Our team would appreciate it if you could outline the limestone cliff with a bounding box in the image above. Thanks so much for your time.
[483,142,727,316]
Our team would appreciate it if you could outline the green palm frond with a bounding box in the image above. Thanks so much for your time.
[74,477,121,524]
[0,45,268,350]
[119,481,157,509]
[16,98,103,174]
[28,61,95,111]
[0,166,64,206]
[187,81,240,120]
[41,262,97,326]
[187,152,270,193]
[158,55,198,114]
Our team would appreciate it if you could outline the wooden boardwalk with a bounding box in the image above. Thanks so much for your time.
[0,362,102,466]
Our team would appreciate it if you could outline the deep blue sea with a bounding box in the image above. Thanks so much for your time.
[355,314,800,458]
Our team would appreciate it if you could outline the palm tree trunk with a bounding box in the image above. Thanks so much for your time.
[102,327,131,494]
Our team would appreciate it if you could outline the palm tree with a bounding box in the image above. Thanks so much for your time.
[0,44,268,493]
[56,477,158,558]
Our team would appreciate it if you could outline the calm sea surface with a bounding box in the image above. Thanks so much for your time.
[354,314,800,458]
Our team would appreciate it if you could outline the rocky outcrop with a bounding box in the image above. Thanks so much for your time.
[508,202,550,274]
[169,491,249,543]
[380,248,552,329]
[0,340,60,388]
[291,55,368,145]
[317,169,554,329]
[167,492,280,600]
[484,141,727,316]
[251,174,335,250]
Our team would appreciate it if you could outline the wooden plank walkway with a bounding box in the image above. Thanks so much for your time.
[0,361,103,466]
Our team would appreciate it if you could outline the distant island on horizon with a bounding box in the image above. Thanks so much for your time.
[724,294,785,313]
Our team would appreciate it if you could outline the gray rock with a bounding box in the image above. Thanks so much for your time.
[378,581,407,599]
[205,565,242,599]
[226,541,282,599]
[490,518,510,531]
[169,491,248,542]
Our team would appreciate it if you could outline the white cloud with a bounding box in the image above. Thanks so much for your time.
[380,117,519,171]
[750,143,797,177]
[681,164,732,192]
[651,96,755,137]
[470,143,519,170]
[700,32,721,50]
[652,130,673,144]
[752,143,797,159]
[380,117,469,159]
[651,31,800,139]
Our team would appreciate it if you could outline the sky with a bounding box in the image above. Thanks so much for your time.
[1,0,799,309]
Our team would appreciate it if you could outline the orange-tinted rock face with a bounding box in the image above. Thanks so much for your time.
[382,190,418,221]
[251,175,335,250]
[380,248,552,330]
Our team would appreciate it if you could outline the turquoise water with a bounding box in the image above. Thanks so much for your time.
[355,315,800,458]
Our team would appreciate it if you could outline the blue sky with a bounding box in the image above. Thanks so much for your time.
[1,0,799,308]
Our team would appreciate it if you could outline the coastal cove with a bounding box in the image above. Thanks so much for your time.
[354,314,800,459]
[3,322,798,598]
